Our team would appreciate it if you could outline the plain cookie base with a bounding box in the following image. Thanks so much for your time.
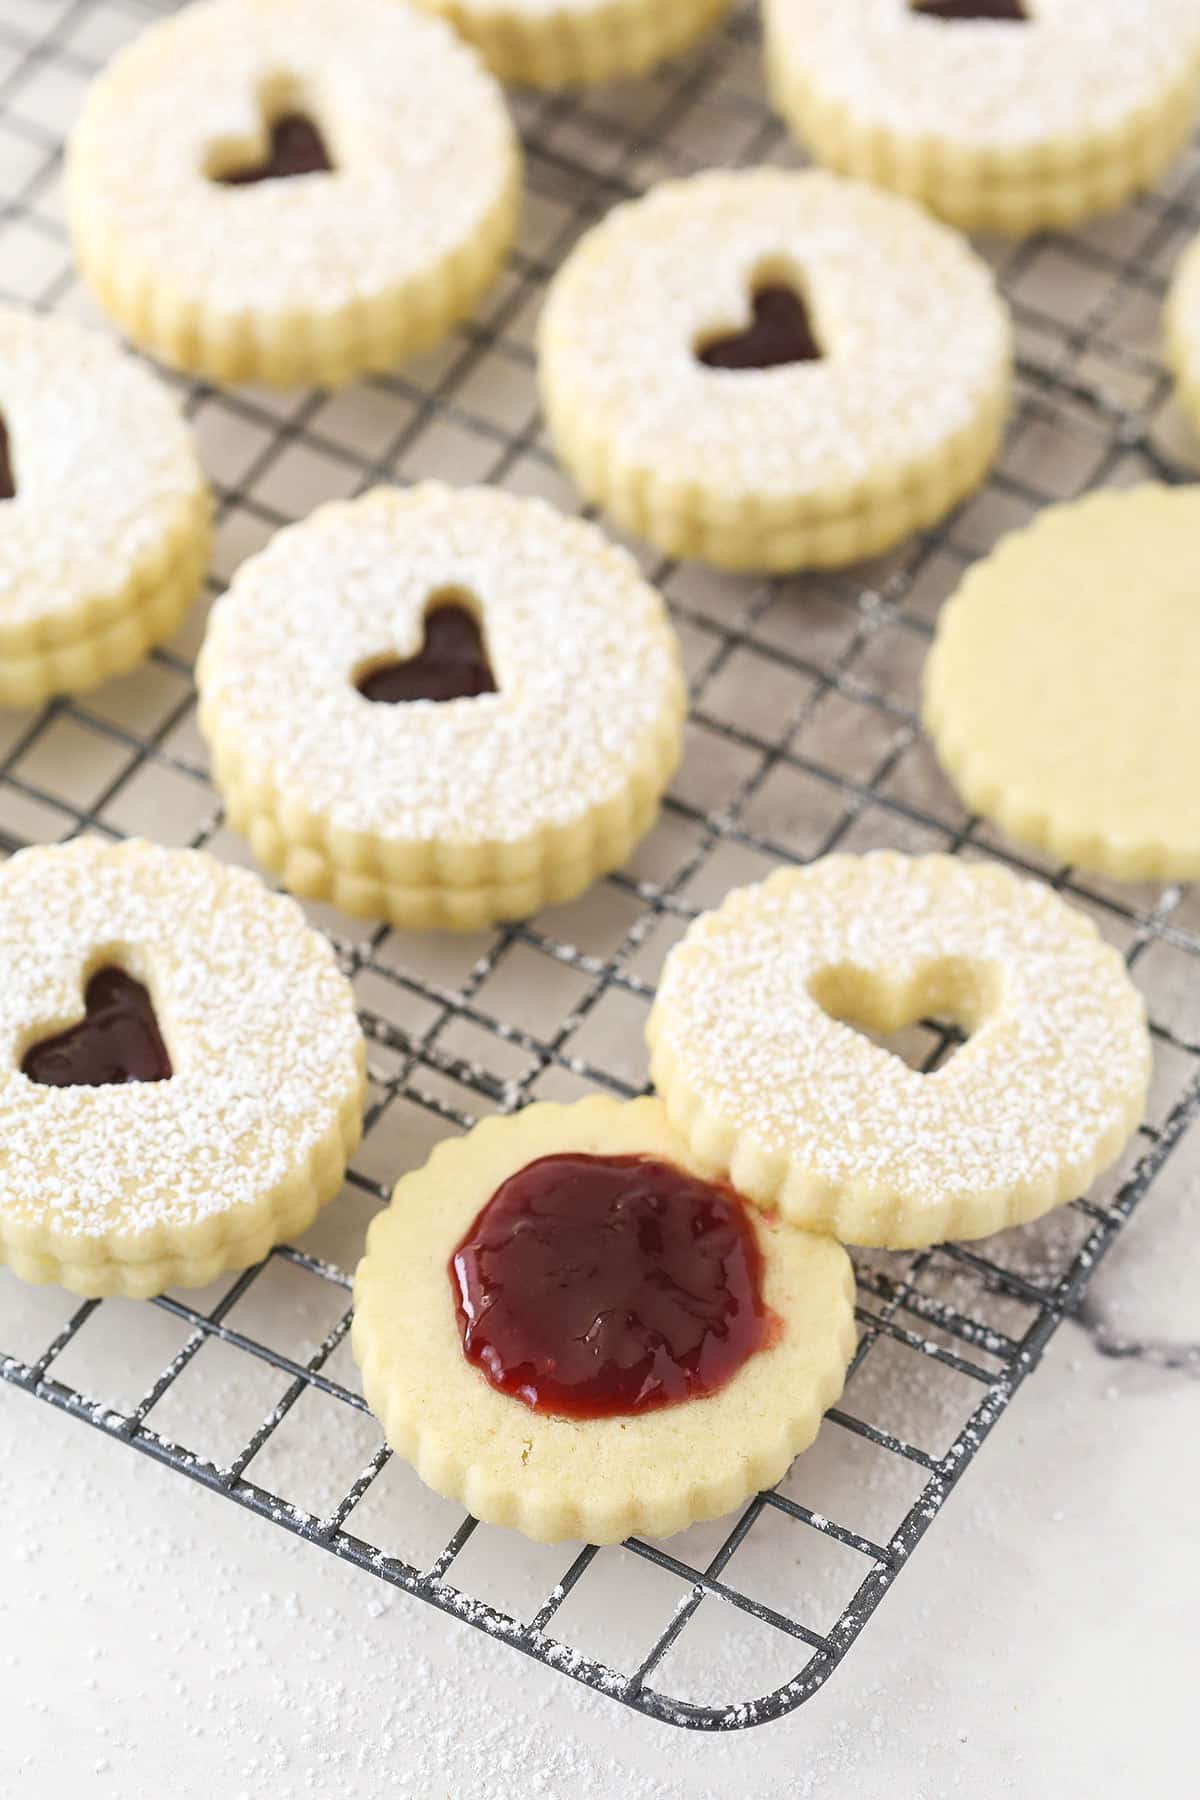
[544,378,1008,573]
[70,174,519,389]
[923,487,1200,883]
[413,0,729,86]
[213,752,670,930]
[0,1091,363,1299]
[645,855,1151,1251]
[0,505,210,707]
[352,1096,857,1545]
[765,29,1200,236]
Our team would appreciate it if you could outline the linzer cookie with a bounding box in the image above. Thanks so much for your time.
[538,169,1010,571]
[352,1097,856,1544]
[924,486,1200,881]
[0,839,366,1298]
[66,0,520,387]
[647,854,1150,1249]
[411,0,729,87]
[764,0,1200,235]
[197,484,686,930]
[0,307,209,707]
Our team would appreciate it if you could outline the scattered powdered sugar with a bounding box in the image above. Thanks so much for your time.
[650,853,1151,1206]
[765,0,1200,148]
[0,308,204,631]
[66,0,516,316]
[0,839,362,1241]
[198,484,685,842]
[538,168,1010,500]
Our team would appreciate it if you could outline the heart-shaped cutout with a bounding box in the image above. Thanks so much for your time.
[697,285,823,371]
[357,600,497,705]
[809,957,996,1076]
[215,112,333,187]
[911,1,1027,21]
[0,415,14,501]
[22,966,173,1088]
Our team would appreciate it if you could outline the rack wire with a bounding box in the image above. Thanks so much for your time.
[1,0,1198,1732]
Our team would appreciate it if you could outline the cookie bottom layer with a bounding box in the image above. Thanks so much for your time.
[545,376,1008,572]
[414,0,729,87]
[767,63,1198,236]
[0,1074,364,1299]
[70,169,520,388]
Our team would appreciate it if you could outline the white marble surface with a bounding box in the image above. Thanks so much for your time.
[2,1184,1195,1799]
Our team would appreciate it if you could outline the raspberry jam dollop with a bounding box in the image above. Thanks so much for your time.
[216,113,333,186]
[21,967,172,1088]
[357,604,496,705]
[698,285,823,371]
[449,1153,770,1419]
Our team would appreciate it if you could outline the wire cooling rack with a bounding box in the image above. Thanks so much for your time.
[1,0,1199,1734]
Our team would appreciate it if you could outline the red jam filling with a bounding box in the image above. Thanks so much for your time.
[911,1,1027,21]
[357,604,497,705]
[217,112,333,186]
[22,967,173,1088]
[449,1153,771,1419]
[0,416,14,501]
[698,286,823,371]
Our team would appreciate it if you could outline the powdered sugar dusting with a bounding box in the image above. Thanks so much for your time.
[650,854,1151,1207]
[198,484,685,843]
[0,307,204,633]
[539,168,1010,500]
[766,0,1200,148]
[0,839,362,1242]
[66,0,516,316]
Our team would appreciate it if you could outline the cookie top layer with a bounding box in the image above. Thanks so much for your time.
[65,0,516,317]
[647,854,1150,1248]
[765,0,1200,152]
[538,168,1010,506]
[197,484,686,847]
[0,839,363,1251]
[925,486,1200,881]
[0,306,206,643]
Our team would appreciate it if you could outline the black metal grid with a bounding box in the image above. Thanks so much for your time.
[1,0,1198,1732]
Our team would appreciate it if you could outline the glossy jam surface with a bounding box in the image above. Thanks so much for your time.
[0,415,14,501]
[22,967,173,1088]
[698,286,823,371]
[217,112,333,186]
[357,604,497,705]
[450,1153,770,1419]
[911,0,1027,21]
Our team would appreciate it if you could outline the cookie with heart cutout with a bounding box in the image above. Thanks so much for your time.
[646,853,1151,1249]
[0,838,366,1298]
[0,305,210,707]
[352,1095,856,1544]
[66,0,520,387]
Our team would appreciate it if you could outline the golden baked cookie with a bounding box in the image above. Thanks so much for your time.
[198,484,685,931]
[538,169,1011,571]
[1166,240,1200,439]
[66,0,520,388]
[764,0,1200,236]
[0,306,210,707]
[647,854,1150,1249]
[413,0,729,86]
[352,1097,856,1544]
[0,838,366,1298]
[924,486,1200,881]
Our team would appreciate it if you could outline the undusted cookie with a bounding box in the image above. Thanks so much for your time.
[66,0,520,387]
[414,0,729,86]
[198,484,685,930]
[924,486,1200,881]
[352,1096,856,1544]
[538,169,1010,571]
[765,0,1200,236]
[647,854,1150,1249]
[0,306,209,706]
[0,839,365,1298]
